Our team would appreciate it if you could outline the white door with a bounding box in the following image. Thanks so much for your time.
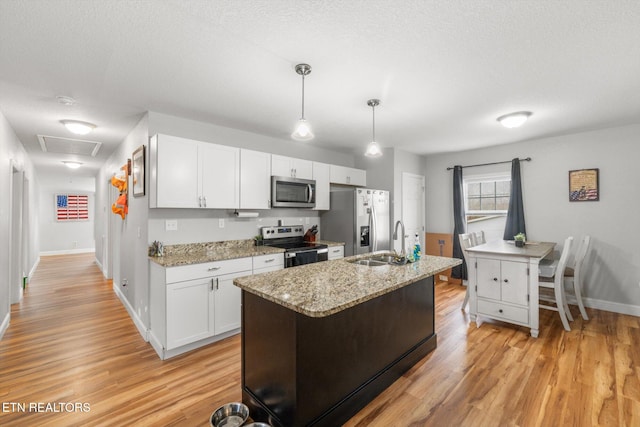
[271,155,294,177]
[10,168,24,304]
[401,172,425,254]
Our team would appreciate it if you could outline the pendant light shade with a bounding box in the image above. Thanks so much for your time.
[364,99,382,158]
[292,64,314,141]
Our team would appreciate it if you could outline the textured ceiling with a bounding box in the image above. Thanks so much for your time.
[1,0,640,176]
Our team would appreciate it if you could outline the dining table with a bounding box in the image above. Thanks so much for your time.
[465,240,556,338]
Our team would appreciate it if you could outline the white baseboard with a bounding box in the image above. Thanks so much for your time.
[28,257,40,282]
[566,295,640,317]
[113,283,149,342]
[0,312,9,341]
[94,256,103,274]
[40,248,96,256]
[152,329,240,360]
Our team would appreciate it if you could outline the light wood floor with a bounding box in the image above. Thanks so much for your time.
[1,254,639,426]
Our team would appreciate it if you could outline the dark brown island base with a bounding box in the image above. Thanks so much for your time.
[233,253,461,427]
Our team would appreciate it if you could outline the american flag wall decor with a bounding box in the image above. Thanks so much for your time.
[56,194,89,221]
[569,169,599,202]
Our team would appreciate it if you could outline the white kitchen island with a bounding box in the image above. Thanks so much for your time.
[466,240,555,338]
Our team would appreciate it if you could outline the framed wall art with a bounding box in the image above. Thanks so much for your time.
[132,145,145,197]
[569,168,599,201]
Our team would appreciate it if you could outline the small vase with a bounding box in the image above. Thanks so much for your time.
[515,240,524,248]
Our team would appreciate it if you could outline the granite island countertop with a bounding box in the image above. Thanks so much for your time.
[233,252,462,317]
[149,239,284,267]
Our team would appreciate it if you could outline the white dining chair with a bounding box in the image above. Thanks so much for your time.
[564,235,590,320]
[539,236,574,331]
[459,233,474,310]
[472,230,486,246]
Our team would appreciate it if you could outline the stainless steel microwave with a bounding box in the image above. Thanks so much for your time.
[271,176,316,208]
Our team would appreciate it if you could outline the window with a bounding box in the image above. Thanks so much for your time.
[464,174,510,222]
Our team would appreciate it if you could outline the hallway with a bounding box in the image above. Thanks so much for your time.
[0,254,241,426]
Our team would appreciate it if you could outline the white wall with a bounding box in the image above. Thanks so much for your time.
[0,111,39,338]
[424,123,640,314]
[38,173,95,254]
[95,114,149,330]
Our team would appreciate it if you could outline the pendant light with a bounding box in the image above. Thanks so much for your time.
[291,63,314,141]
[364,99,382,158]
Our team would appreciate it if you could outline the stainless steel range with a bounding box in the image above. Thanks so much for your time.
[260,225,328,268]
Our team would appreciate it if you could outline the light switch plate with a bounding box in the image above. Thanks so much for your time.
[165,220,178,231]
[219,218,225,228]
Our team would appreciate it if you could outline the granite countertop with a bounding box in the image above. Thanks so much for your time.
[149,240,284,267]
[233,252,462,318]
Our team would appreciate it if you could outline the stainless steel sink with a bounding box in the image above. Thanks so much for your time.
[350,259,388,267]
[369,255,397,263]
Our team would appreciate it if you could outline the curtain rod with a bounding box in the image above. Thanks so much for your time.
[446,157,531,171]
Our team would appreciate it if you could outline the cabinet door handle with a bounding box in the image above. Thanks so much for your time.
[503,279,509,283]
[210,278,214,291]
[264,258,275,263]
[493,277,498,282]
[203,197,207,208]
[199,196,203,207]
[208,266,221,271]
[332,249,340,253]
[215,277,219,290]
[498,309,504,313]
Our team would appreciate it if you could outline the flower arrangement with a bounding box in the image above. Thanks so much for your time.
[514,233,526,247]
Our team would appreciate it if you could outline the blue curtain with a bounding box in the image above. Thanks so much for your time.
[451,165,467,280]
[503,158,527,240]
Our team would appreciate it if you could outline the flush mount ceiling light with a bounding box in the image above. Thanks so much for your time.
[56,95,76,106]
[497,111,532,129]
[291,63,314,141]
[60,120,96,135]
[62,161,82,169]
[364,99,383,158]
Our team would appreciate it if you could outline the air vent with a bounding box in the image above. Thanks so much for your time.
[37,135,102,157]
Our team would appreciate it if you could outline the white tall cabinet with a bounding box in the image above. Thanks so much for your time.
[312,162,331,210]
[329,165,366,186]
[150,134,239,209]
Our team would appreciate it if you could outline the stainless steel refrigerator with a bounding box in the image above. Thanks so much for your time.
[320,188,390,256]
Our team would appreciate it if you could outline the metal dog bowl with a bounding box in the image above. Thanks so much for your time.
[209,402,249,427]
[244,423,271,427]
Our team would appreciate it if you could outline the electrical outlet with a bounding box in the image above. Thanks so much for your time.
[438,239,445,245]
[219,218,225,228]
[439,275,447,281]
[165,219,178,231]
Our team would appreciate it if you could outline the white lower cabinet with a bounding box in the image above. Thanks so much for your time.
[328,246,344,260]
[150,257,252,359]
[150,253,285,359]
[474,257,529,325]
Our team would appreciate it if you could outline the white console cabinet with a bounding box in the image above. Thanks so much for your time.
[328,246,345,260]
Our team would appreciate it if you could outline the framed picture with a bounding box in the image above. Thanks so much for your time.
[569,168,599,201]
[132,145,145,197]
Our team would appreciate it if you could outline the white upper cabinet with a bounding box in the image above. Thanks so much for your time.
[200,142,240,209]
[312,162,331,210]
[329,165,367,187]
[240,149,271,209]
[150,134,239,209]
[271,154,313,180]
[152,134,200,208]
